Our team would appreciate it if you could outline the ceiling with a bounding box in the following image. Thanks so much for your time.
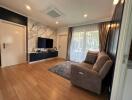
[0,0,115,29]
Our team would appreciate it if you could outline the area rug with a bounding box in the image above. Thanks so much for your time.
[48,61,78,80]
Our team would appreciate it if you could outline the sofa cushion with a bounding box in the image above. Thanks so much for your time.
[93,52,109,72]
[79,62,93,70]
[84,51,98,64]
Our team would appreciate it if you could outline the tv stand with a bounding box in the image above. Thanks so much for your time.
[29,50,58,62]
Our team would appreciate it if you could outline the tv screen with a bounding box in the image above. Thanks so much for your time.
[46,39,53,48]
[38,37,53,48]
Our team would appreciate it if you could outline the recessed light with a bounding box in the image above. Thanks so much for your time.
[121,0,124,4]
[113,0,119,5]
[25,5,31,10]
[15,31,19,34]
[83,14,88,18]
[56,21,59,24]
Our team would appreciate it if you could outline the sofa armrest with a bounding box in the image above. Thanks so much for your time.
[71,64,99,79]
[99,60,113,79]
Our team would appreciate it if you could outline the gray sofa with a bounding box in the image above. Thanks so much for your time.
[70,51,112,94]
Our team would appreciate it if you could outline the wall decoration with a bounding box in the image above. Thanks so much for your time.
[28,19,57,52]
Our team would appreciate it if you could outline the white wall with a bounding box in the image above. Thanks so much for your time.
[57,27,68,59]
[57,27,68,35]
[28,19,57,52]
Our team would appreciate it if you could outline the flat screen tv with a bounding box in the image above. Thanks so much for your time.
[38,37,53,48]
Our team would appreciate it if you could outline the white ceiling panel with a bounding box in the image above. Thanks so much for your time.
[0,0,115,29]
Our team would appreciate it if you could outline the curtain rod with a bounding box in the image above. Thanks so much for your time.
[69,18,111,28]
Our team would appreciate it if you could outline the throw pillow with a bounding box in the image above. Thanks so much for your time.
[84,51,98,64]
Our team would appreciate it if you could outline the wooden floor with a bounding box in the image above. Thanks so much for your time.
[0,58,107,100]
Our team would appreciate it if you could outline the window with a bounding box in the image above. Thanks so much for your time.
[70,24,99,62]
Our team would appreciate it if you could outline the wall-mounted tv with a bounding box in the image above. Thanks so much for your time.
[37,37,53,48]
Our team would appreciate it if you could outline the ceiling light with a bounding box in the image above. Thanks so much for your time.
[15,31,19,34]
[113,0,119,5]
[121,0,124,4]
[56,21,59,24]
[83,14,88,18]
[25,5,31,10]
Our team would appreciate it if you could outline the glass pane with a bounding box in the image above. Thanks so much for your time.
[85,31,99,52]
[70,26,99,62]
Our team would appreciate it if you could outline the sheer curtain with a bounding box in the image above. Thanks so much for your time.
[70,24,99,62]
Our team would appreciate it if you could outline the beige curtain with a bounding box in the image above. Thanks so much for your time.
[66,27,72,61]
[99,22,110,51]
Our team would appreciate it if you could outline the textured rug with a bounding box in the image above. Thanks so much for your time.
[48,61,77,80]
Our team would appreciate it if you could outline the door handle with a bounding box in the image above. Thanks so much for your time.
[122,55,129,64]
[3,43,6,49]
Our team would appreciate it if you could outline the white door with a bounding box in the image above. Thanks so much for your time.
[57,35,68,59]
[0,20,26,67]
[110,0,132,99]
[122,63,132,100]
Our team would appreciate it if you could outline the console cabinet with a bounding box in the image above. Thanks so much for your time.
[29,51,58,62]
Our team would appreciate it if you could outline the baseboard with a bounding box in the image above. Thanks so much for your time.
[0,61,28,68]
[28,57,58,64]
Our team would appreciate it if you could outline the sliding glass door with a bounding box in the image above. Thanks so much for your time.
[70,24,99,62]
